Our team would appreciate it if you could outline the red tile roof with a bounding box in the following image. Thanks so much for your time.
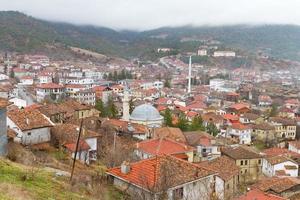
[263,147,300,159]
[229,103,250,110]
[36,83,64,89]
[235,189,286,200]
[7,109,53,131]
[137,138,195,156]
[107,155,216,192]
[198,156,240,181]
[64,140,90,152]
[231,122,250,130]
[223,114,239,121]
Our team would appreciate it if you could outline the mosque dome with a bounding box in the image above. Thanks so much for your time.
[130,104,163,122]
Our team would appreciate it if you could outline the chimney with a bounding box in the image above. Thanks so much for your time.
[121,161,131,174]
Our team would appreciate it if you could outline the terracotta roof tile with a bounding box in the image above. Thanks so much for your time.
[7,109,53,131]
[107,155,216,192]
[235,189,286,200]
[137,138,195,156]
[253,177,300,193]
[222,146,262,160]
[198,156,239,181]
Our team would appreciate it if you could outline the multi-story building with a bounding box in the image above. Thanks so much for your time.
[36,83,65,102]
[269,117,297,140]
[222,146,262,183]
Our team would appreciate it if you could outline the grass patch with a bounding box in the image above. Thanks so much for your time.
[0,159,86,200]
[253,141,267,151]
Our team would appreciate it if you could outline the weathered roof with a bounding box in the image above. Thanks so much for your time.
[107,155,216,192]
[253,177,300,193]
[153,127,186,143]
[222,146,262,160]
[137,138,195,156]
[198,156,239,181]
[51,123,100,145]
[235,189,286,200]
[183,131,215,147]
[7,109,53,131]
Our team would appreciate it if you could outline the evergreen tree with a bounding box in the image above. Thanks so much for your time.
[269,104,278,117]
[95,99,107,117]
[206,123,219,136]
[113,71,118,81]
[189,116,205,131]
[120,69,126,80]
[103,73,108,80]
[176,113,189,131]
[129,99,134,114]
[108,72,113,81]
[164,79,171,88]
[107,97,118,118]
[163,108,173,127]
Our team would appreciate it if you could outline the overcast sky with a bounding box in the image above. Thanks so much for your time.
[1,0,300,31]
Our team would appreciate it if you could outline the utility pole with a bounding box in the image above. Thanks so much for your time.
[70,119,84,182]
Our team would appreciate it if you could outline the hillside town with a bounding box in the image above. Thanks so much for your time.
[0,43,299,200]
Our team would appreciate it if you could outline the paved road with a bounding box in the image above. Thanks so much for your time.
[18,85,35,106]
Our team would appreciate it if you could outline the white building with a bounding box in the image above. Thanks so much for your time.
[19,76,34,85]
[9,97,27,108]
[38,75,52,84]
[226,124,252,145]
[197,49,207,56]
[262,155,298,177]
[288,141,300,154]
[36,83,65,102]
[7,109,53,145]
[140,81,163,90]
[213,51,236,57]
[69,89,96,106]
[107,155,218,200]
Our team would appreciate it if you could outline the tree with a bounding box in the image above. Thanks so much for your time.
[95,99,107,117]
[189,116,205,131]
[269,104,278,117]
[107,97,118,118]
[164,79,171,88]
[163,108,173,127]
[129,99,134,114]
[206,123,219,136]
[113,71,118,81]
[176,114,189,131]
[108,72,113,81]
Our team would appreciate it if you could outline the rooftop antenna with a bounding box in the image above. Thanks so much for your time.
[188,55,192,93]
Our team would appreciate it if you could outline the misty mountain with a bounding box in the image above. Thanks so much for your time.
[1,11,300,61]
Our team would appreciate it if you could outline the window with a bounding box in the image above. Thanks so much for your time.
[245,169,248,173]
[240,160,243,166]
[258,159,261,165]
[27,132,31,136]
[245,160,248,165]
[174,187,183,199]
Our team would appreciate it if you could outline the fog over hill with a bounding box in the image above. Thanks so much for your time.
[1,11,300,61]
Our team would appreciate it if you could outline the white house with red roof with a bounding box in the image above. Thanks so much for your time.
[19,76,34,85]
[36,83,65,102]
[107,155,217,200]
[288,141,300,154]
[262,155,298,177]
[226,123,252,145]
[284,99,299,109]
[258,95,272,107]
[37,71,53,84]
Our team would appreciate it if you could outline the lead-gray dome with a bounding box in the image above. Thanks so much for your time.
[130,104,163,121]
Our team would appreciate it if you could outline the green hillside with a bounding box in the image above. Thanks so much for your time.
[1,11,300,61]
